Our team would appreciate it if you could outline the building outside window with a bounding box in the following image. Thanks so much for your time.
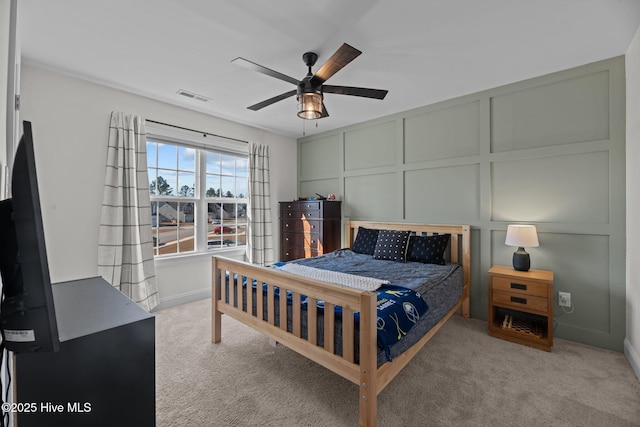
[146,128,248,257]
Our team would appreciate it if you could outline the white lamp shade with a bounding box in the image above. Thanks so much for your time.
[505,224,539,248]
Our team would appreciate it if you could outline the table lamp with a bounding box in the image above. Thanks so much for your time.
[505,224,539,271]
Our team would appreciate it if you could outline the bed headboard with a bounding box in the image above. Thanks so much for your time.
[346,221,471,310]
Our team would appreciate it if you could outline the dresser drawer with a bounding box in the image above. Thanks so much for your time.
[282,247,320,261]
[492,289,548,313]
[281,204,322,219]
[281,218,320,233]
[282,232,321,250]
[298,202,320,211]
[492,276,548,297]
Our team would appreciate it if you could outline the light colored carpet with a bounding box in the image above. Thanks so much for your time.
[155,298,640,426]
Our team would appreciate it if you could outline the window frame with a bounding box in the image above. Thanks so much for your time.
[145,123,248,259]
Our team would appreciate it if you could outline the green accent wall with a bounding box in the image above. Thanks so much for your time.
[297,56,626,351]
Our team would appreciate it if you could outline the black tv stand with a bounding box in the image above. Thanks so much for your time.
[14,277,155,426]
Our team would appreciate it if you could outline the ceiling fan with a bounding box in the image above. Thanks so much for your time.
[232,43,388,119]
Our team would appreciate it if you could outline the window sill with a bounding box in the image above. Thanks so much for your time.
[153,247,246,266]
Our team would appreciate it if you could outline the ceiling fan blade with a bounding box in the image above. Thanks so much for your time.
[321,103,329,118]
[310,43,361,86]
[231,57,299,86]
[247,89,297,111]
[322,85,388,100]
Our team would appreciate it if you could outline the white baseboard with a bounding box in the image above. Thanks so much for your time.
[624,338,640,383]
[152,288,211,312]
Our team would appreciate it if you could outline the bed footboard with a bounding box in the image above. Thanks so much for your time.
[211,256,379,424]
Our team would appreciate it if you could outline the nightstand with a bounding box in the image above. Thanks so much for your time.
[488,265,554,351]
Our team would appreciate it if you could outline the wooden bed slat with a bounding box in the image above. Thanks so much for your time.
[324,302,335,354]
[292,293,301,337]
[343,307,355,363]
[246,276,254,315]
[308,297,317,345]
[256,280,264,320]
[267,283,275,326]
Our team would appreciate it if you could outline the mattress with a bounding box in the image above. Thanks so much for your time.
[228,249,464,366]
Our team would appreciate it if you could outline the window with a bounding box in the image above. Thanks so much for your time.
[146,132,248,257]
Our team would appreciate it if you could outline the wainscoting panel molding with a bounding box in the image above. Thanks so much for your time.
[297,56,626,351]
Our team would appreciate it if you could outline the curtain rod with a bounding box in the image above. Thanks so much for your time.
[145,119,248,144]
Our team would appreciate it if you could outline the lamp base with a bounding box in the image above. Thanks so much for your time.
[512,247,531,271]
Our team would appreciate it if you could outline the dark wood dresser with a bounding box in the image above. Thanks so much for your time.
[279,200,342,261]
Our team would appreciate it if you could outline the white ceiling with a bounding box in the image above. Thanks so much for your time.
[19,0,640,138]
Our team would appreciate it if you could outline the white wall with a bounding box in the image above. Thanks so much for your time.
[0,0,10,199]
[18,64,297,309]
[626,25,640,381]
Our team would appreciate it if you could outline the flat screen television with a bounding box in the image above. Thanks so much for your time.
[0,121,59,353]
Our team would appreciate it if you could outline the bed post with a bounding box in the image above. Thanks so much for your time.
[359,290,377,426]
[461,225,471,318]
[212,256,222,343]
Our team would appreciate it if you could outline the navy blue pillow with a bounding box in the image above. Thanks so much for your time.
[373,230,411,262]
[406,234,450,265]
[351,227,379,255]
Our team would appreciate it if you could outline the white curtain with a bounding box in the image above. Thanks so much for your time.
[98,112,159,311]
[246,142,275,266]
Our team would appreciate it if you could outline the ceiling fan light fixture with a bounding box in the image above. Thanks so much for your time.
[297,92,323,120]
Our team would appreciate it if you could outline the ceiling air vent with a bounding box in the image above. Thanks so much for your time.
[176,89,211,103]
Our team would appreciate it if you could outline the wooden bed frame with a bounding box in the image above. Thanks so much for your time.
[212,221,471,426]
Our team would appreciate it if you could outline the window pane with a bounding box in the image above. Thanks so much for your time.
[156,201,178,255]
[157,143,177,169]
[205,175,220,197]
[236,224,246,247]
[209,202,221,222]
[236,157,248,177]
[177,172,195,196]
[222,203,237,248]
[178,146,196,171]
[236,177,247,198]
[151,202,159,255]
[157,170,177,196]
[221,154,235,175]
[221,176,235,197]
[237,203,247,221]
[177,203,195,253]
[180,203,195,224]
[147,142,157,168]
[148,167,158,195]
[206,152,221,174]
[207,203,227,249]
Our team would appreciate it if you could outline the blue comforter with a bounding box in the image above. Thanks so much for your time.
[273,250,438,361]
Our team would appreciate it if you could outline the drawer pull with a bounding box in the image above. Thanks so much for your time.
[511,296,527,305]
[511,282,527,291]
[285,224,289,227]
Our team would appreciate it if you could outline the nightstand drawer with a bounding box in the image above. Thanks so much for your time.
[492,276,547,297]
[492,290,548,313]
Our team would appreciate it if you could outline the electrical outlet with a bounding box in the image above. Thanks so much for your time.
[559,292,572,307]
